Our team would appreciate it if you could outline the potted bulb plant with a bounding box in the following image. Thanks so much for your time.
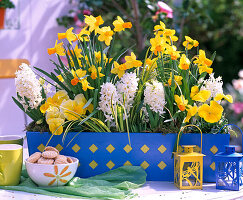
[13,15,233,182]
[0,0,15,29]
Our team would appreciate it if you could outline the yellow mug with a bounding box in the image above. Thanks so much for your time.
[0,144,23,186]
[0,135,23,146]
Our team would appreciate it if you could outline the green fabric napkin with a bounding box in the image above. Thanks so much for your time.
[0,166,146,199]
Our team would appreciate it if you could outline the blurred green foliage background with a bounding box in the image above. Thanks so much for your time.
[57,0,243,84]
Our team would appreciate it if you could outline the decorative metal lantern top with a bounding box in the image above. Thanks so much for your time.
[174,125,205,190]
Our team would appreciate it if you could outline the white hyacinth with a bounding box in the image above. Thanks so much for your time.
[15,63,43,110]
[200,73,223,98]
[144,80,166,116]
[98,82,119,122]
[116,72,139,112]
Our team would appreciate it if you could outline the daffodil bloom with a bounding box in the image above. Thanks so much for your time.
[95,51,108,63]
[198,101,223,123]
[150,34,166,55]
[80,79,94,91]
[214,93,233,103]
[61,94,93,120]
[58,27,76,45]
[67,45,82,59]
[163,29,178,44]
[165,45,180,60]
[124,52,142,69]
[194,50,213,74]
[113,16,132,32]
[47,118,64,135]
[174,95,188,111]
[178,54,190,70]
[71,69,94,90]
[168,75,183,87]
[145,58,157,70]
[88,65,105,79]
[57,75,64,82]
[111,61,127,78]
[154,21,166,36]
[72,69,86,79]
[97,26,114,46]
[85,15,104,34]
[71,77,79,86]
[182,36,199,50]
[190,86,199,98]
[76,26,90,42]
[47,40,65,56]
[185,105,198,123]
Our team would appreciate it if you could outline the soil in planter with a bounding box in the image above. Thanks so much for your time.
[26,121,49,133]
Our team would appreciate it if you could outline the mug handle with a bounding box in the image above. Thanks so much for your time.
[0,154,3,180]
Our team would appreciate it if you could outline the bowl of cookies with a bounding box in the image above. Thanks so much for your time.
[25,146,79,187]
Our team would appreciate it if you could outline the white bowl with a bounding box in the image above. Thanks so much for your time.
[25,156,79,187]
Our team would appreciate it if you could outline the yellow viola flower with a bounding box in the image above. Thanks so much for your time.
[163,29,178,44]
[178,54,190,70]
[40,102,50,114]
[47,118,64,135]
[76,26,90,42]
[47,40,65,56]
[182,36,199,50]
[190,86,199,98]
[95,51,107,63]
[46,107,65,124]
[214,93,233,103]
[61,94,91,120]
[194,50,213,74]
[124,52,143,69]
[111,61,127,78]
[57,74,64,82]
[58,27,76,45]
[150,34,166,55]
[168,74,183,87]
[85,15,104,34]
[185,105,198,123]
[113,16,132,32]
[174,95,188,111]
[98,26,114,46]
[192,90,211,102]
[198,101,223,123]
[165,45,180,60]
[154,21,166,35]
[88,65,105,79]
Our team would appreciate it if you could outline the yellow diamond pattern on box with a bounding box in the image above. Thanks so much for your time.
[123,161,132,166]
[140,161,149,169]
[123,144,132,153]
[158,145,167,154]
[141,145,150,153]
[37,144,45,152]
[89,144,98,153]
[72,144,81,153]
[210,145,218,154]
[158,161,167,170]
[210,162,215,171]
[106,161,115,169]
[89,160,98,169]
[55,144,63,152]
[106,144,115,153]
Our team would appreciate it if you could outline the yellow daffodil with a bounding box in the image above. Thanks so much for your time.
[97,26,114,46]
[47,118,64,135]
[71,69,94,91]
[168,74,183,87]
[61,94,92,120]
[80,79,94,91]
[85,15,104,34]
[76,26,90,42]
[67,45,82,59]
[124,52,142,69]
[72,69,86,79]
[190,86,211,102]
[198,101,223,123]
[145,58,157,70]
[194,50,213,74]
[88,65,105,79]
[95,51,107,63]
[47,40,65,56]
[182,36,199,50]
[165,45,180,60]
[113,16,132,32]
[58,27,76,45]
[214,93,233,103]
[154,21,166,36]
[111,61,127,78]
[150,34,166,55]
[174,95,188,111]
[163,29,178,44]
[178,54,190,70]
[57,74,64,82]
[185,105,198,123]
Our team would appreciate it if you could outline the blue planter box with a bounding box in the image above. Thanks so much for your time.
[26,132,230,182]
